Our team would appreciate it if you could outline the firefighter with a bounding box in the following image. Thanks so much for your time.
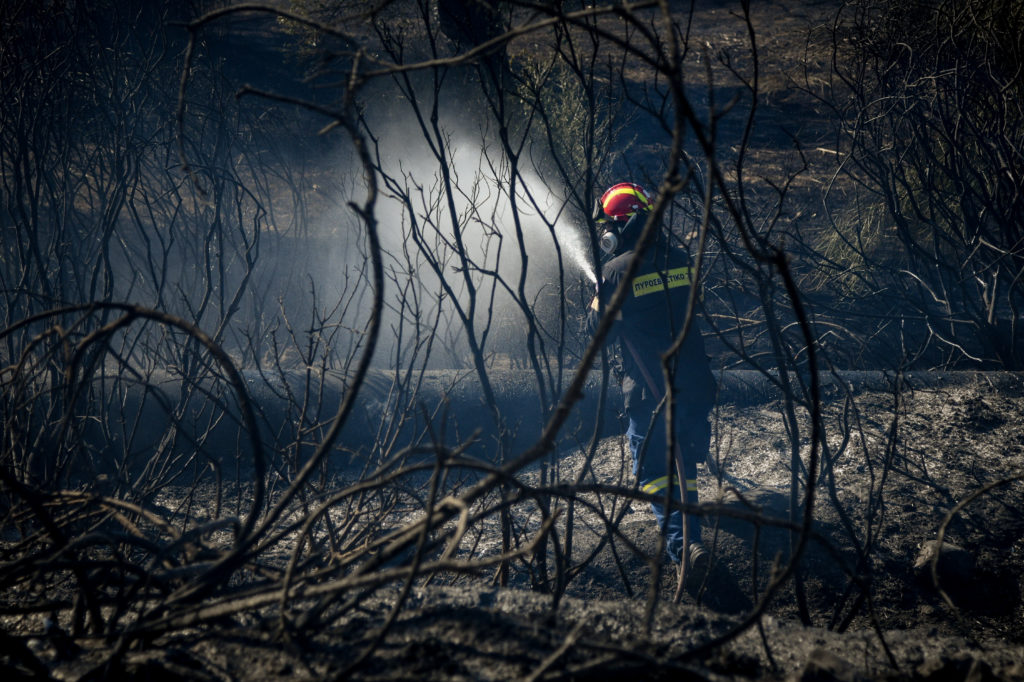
[588,182,715,571]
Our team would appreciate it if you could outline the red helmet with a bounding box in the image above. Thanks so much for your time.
[598,182,652,222]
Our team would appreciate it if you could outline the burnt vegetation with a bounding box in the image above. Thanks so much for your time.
[2,0,1023,679]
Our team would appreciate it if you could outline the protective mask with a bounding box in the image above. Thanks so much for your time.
[599,229,619,255]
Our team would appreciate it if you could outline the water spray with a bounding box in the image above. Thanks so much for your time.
[556,223,598,285]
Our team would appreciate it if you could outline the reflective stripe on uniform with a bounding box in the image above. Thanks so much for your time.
[631,266,692,298]
[641,476,670,496]
[642,475,698,496]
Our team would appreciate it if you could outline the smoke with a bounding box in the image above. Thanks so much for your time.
[91,101,599,373]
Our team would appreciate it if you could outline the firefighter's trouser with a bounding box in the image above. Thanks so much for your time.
[627,406,710,563]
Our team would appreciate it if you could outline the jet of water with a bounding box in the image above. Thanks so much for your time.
[557,223,597,285]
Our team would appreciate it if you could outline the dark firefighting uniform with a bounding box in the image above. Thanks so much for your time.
[590,228,714,563]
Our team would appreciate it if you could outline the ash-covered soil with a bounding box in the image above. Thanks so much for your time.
[18,374,1023,681]
[6,3,1023,680]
